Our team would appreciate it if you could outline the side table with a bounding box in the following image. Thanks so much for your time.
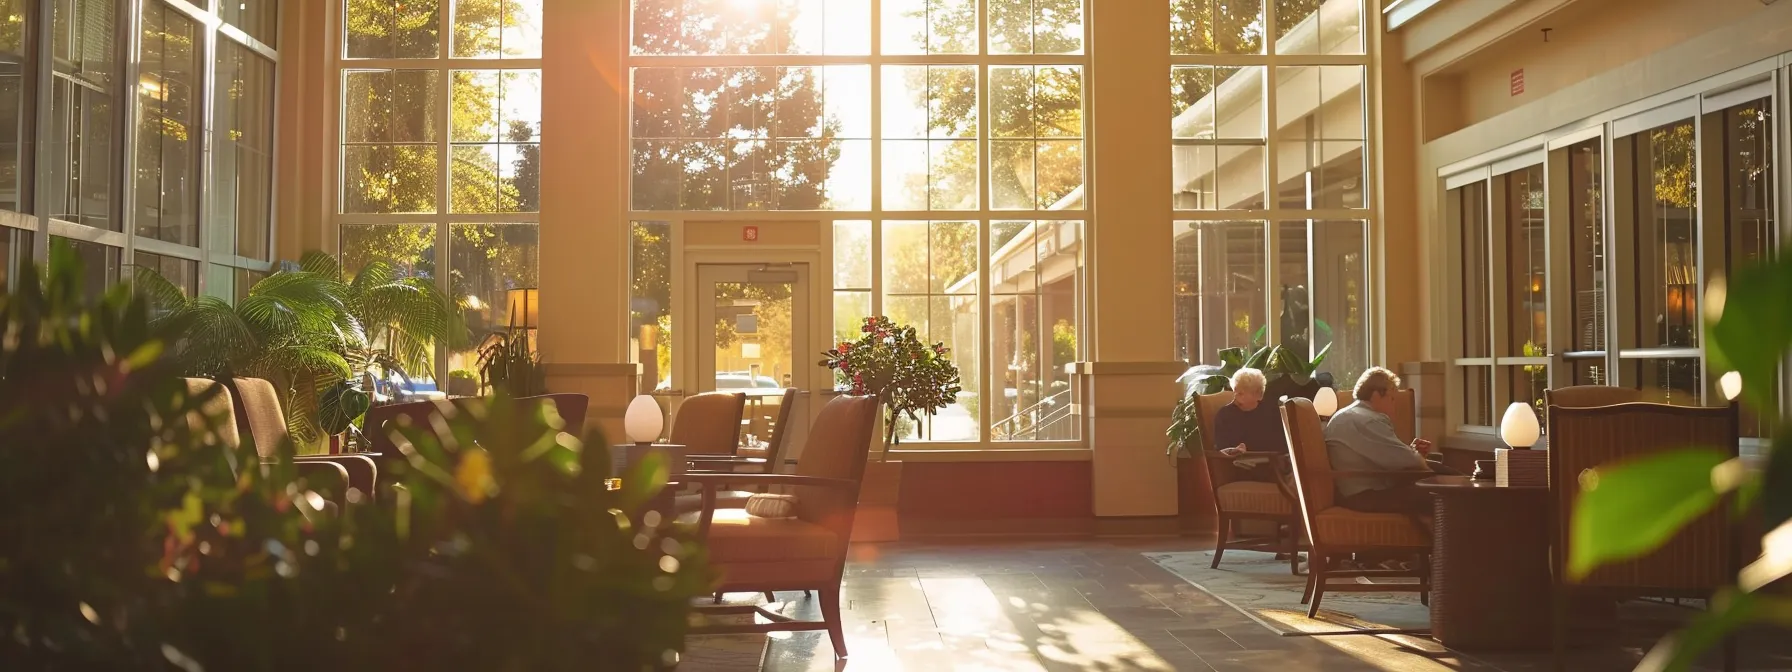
[1418,475,1553,651]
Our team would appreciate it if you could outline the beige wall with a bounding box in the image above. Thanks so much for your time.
[274,0,331,263]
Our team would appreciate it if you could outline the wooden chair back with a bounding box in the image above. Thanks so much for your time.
[1279,398,1335,546]
[792,395,879,547]
[669,391,747,454]
[1546,402,1738,593]
[1335,387,1415,443]
[759,388,799,473]
[1545,385,1644,408]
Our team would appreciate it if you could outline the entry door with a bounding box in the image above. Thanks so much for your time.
[695,263,811,461]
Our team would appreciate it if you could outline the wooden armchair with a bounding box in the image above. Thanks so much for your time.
[685,395,880,660]
[680,388,798,511]
[669,391,747,455]
[1544,385,1644,408]
[1281,397,1432,621]
[1196,390,1303,574]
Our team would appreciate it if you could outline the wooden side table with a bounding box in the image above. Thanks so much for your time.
[1418,475,1553,651]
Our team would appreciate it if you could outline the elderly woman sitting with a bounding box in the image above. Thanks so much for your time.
[1213,368,1288,482]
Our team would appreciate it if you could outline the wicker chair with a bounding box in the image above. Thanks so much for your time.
[1546,401,1740,665]
[1197,390,1303,574]
[1544,385,1644,409]
[1281,397,1432,621]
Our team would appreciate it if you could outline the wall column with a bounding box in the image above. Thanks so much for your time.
[540,0,636,439]
[1083,0,1183,519]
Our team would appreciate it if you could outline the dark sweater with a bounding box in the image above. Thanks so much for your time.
[1212,401,1289,454]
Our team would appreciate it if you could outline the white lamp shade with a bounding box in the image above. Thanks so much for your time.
[624,395,664,444]
[1499,402,1541,448]
[1313,387,1339,417]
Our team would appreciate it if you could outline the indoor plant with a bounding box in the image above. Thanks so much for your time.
[819,316,962,542]
[1168,343,1329,458]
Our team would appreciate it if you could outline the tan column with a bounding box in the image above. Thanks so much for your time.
[540,0,637,439]
[273,0,330,262]
[1083,0,1182,518]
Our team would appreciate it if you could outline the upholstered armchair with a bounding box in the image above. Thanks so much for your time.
[228,378,376,499]
[1281,398,1431,619]
[1195,390,1303,574]
[681,388,798,512]
[360,394,589,491]
[684,395,880,660]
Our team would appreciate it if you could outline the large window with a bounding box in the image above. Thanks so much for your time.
[0,0,280,302]
[629,0,1088,446]
[337,0,544,387]
[1170,0,1373,389]
[1447,88,1778,441]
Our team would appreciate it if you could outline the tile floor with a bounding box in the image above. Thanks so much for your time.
[704,538,1792,671]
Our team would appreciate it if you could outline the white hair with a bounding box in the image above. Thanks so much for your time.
[1230,368,1267,395]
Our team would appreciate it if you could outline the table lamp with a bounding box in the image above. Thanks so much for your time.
[624,394,663,446]
[1313,387,1339,418]
[1499,402,1540,449]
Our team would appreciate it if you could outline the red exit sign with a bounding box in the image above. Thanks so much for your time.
[743,225,759,242]
[1510,69,1525,97]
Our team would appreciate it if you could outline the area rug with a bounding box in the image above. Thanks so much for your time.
[678,598,773,671]
[1145,550,1430,636]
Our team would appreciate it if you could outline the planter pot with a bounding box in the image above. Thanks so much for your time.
[852,460,903,543]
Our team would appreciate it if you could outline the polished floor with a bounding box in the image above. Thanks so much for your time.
[703,538,1792,671]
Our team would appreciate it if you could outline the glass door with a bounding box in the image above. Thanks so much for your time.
[695,263,811,460]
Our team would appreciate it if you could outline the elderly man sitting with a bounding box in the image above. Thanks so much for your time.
[1213,368,1288,482]
[1323,366,1458,531]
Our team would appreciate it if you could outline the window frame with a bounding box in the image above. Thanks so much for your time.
[624,0,1093,450]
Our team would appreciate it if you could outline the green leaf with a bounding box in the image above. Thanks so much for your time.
[1707,258,1792,410]
[1634,589,1792,672]
[1761,423,1792,530]
[1568,448,1730,581]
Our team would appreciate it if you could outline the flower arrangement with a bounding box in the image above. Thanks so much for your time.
[820,316,962,451]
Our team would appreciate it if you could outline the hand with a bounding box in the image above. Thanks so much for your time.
[1220,446,1245,456]
[1411,438,1434,452]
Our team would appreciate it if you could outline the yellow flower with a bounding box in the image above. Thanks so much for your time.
[455,448,496,504]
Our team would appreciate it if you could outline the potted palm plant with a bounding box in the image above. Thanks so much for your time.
[820,316,962,542]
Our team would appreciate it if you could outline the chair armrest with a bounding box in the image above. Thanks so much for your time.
[680,474,861,538]
[290,461,351,506]
[293,454,378,500]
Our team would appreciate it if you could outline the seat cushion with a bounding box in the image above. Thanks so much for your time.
[1216,481,1295,515]
[705,509,838,563]
[1313,507,1427,547]
[673,490,754,514]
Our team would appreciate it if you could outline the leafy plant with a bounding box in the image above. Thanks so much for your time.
[1568,256,1792,671]
[1166,343,1330,458]
[477,325,544,396]
[820,315,962,452]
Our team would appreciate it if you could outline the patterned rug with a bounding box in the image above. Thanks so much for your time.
[1146,549,1431,636]
[678,598,772,671]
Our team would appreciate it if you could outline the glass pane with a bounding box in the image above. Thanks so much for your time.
[214,43,276,259]
[0,1,29,216]
[991,66,1083,211]
[1457,182,1490,358]
[713,277,795,405]
[1285,220,1369,387]
[0,229,27,294]
[1462,366,1492,427]
[1632,358,1702,406]
[135,2,202,246]
[345,0,441,58]
[931,220,977,293]
[1568,356,1607,386]
[990,220,1081,441]
[340,223,441,386]
[48,0,118,231]
[1171,66,1262,139]
[832,220,871,288]
[453,0,542,57]
[833,290,871,343]
[1275,66,1365,210]
[1173,143,1266,210]
[1713,99,1776,438]
[1274,0,1361,55]
[50,236,118,299]
[1568,139,1606,353]
[1172,220,1267,364]
[342,145,440,213]
[448,223,539,391]
[1627,120,1699,350]
[926,294,978,440]
[881,0,976,55]
[1505,364,1548,432]
[132,250,197,297]
[221,0,280,47]
[1506,165,1547,357]
[882,220,928,294]
[989,0,1083,54]
[631,221,673,393]
[632,0,870,55]
[344,69,440,144]
[1171,0,1264,54]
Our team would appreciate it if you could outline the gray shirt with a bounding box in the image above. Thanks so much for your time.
[1323,401,1427,498]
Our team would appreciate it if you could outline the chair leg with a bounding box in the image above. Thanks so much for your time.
[764,591,777,602]
[712,592,724,604]
[1306,555,1326,618]
[1210,515,1230,569]
[1301,564,1316,605]
[820,586,848,659]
